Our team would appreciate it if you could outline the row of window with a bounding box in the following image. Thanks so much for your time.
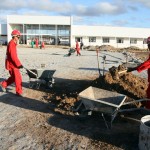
[11,24,70,36]
[76,37,147,44]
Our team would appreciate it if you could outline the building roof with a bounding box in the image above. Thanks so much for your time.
[7,15,72,25]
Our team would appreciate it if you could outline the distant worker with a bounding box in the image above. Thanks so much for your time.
[0,30,24,96]
[127,36,150,109]
[31,39,34,48]
[41,41,45,49]
[80,41,84,50]
[35,38,38,48]
[75,41,81,56]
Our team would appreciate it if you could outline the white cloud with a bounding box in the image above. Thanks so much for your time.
[128,0,150,8]
[0,0,127,17]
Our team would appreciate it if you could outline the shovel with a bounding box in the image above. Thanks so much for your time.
[118,70,127,75]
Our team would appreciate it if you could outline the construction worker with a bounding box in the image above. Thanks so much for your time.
[40,41,45,49]
[0,29,23,96]
[127,36,150,109]
[80,40,84,50]
[35,38,38,48]
[75,41,81,56]
[31,39,34,48]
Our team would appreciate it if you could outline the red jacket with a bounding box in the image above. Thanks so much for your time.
[137,55,150,82]
[5,39,22,70]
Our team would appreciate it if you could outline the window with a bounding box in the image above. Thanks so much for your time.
[75,37,82,42]
[11,24,23,33]
[103,38,109,43]
[40,25,56,35]
[89,37,96,42]
[130,39,137,44]
[117,38,124,43]
[58,25,70,36]
[24,24,39,34]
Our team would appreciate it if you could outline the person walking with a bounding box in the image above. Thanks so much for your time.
[127,36,150,109]
[75,41,81,56]
[31,39,34,48]
[40,41,45,49]
[80,41,84,50]
[0,30,24,96]
[35,38,39,48]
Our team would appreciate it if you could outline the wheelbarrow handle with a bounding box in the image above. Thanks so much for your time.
[24,67,38,77]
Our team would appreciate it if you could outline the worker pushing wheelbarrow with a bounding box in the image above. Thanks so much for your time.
[64,48,76,57]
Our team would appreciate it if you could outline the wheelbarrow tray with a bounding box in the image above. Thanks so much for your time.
[26,69,56,89]
[26,69,56,79]
[78,86,126,114]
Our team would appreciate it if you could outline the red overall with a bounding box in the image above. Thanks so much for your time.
[136,55,150,109]
[41,42,45,49]
[1,40,22,95]
[35,39,38,48]
[76,41,81,56]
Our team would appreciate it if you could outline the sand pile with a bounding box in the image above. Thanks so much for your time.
[92,65,148,100]
[85,45,116,51]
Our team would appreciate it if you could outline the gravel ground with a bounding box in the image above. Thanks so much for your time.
[0,46,147,150]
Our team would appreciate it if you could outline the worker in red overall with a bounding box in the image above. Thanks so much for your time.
[35,38,39,48]
[127,36,150,109]
[0,30,23,96]
[75,41,81,56]
[41,41,45,49]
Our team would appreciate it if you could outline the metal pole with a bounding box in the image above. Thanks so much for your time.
[96,48,101,77]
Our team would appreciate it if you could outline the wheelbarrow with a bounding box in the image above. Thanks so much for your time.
[26,68,56,89]
[64,48,76,57]
[73,86,150,129]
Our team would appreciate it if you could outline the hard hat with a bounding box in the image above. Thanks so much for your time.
[11,30,21,37]
[147,36,150,44]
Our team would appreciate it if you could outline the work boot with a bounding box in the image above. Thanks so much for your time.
[0,83,6,92]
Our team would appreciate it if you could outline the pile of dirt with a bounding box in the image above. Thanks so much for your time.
[85,45,116,51]
[45,65,148,115]
[92,65,148,100]
[85,45,147,53]
[98,45,116,51]
[119,46,147,53]
[45,89,79,115]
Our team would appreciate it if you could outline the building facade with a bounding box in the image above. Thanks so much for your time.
[0,15,150,48]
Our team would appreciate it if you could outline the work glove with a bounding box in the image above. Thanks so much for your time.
[18,65,24,69]
[127,67,137,72]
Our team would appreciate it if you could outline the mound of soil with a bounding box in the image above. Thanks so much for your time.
[45,65,148,115]
[99,45,116,51]
[92,65,148,100]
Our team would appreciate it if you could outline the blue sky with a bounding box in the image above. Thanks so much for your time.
[0,0,150,28]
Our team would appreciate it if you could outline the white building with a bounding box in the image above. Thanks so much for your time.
[0,24,7,45]
[0,15,150,48]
